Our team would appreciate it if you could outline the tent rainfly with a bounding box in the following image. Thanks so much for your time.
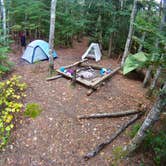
[82,43,102,62]
[21,40,57,63]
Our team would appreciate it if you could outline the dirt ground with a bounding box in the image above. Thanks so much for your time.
[0,39,152,166]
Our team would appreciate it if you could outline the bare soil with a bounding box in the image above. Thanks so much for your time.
[0,39,152,166]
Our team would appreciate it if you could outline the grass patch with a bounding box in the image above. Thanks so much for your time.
[24,103,43,118]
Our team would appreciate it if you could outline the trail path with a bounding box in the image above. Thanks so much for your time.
[0,39,151,166]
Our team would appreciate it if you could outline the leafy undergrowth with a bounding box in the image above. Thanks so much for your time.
[0,76,26,149]
[126,119,166,166]
[24,103,43,118]
[0,44,14,79]
[144,129,166,165]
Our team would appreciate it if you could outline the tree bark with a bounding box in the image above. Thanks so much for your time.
[71,67,77,86]
[120,0,124,10]
[78,110,142,119]
[46,75,62,81]
[49,0,57,74]
[97,14,103,51]
[138,32,146,52]
[108,34,113,57]
[0,0,7,43]
[125,81,166,154]
[121,0,137,67]
[143,65,152,88]
[148,66,162,96]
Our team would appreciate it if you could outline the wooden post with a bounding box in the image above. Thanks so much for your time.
[71,67,77,86]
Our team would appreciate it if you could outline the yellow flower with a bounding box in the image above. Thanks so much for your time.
[5,115,13,123]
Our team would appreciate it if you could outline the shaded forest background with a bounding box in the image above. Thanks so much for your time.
[3,0,162,55]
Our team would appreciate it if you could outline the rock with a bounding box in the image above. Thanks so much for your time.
[49,117,53,121]
[33,137,37,141]
[10,145,13,150]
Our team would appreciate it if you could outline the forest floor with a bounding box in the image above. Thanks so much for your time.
[0,39,153,166]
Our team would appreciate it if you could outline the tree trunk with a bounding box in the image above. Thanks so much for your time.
[78,110,143,119]
[121,0,137,67]
[0,0,7,44]
[35,28,37,39]
[138,32,146,52]
[149,66,162,93]
[120,0,124,10]
[125,81,166,154]
[96,14,102,51]
[49,0,57,75]
[143,65,152,88]
[108,34,113,57]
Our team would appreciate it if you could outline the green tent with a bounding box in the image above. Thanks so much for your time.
[123,52,148,75]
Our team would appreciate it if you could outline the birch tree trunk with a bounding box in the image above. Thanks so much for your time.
[49,0,57,75]
[121,0,137,67]
[0,0,7,43]
[149,66,162,91]
[138,32,146,52]
[125,81,166,154]
[143,65,152,88]
[120,0,124,10]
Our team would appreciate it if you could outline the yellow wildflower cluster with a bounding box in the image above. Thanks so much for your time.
[0,75,26,148]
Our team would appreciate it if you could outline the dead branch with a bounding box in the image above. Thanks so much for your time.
[83,113,143,160]
[78,110,142,119]
[71,67,77,86]
[46,75,63,81]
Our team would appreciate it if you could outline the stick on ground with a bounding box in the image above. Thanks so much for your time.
[78,110,142,119]
[46,75,63,81]
[83,113,143,160]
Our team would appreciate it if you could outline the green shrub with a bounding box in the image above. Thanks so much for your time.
[128,122,166,165]
[111,146,126,166]
[0,75,26,148]
[144,130,166,165]
[0,46,13,78]
[129,123,141,138]
[24,103,43,118]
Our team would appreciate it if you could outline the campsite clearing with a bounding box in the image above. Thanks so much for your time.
[0,40,152,166]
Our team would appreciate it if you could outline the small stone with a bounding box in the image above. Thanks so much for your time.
[100,152,105,156]
[49,117,53,121]
[33,137,37,141]
[10,145,13,150]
